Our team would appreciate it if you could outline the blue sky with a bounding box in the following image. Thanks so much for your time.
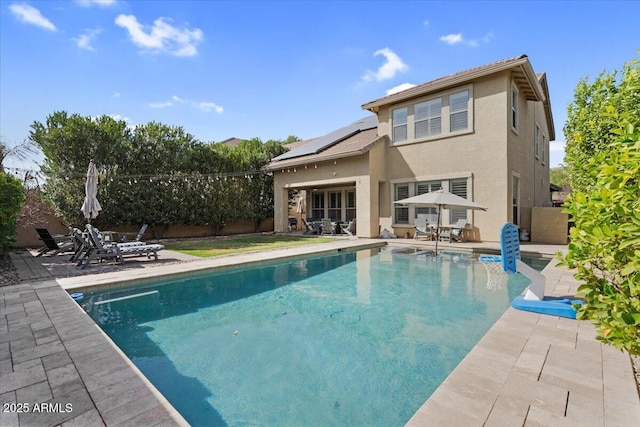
[1,0,638,171]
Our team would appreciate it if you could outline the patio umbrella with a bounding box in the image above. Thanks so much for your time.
[296,193,305,214]
[394,189,487,254]
[81,160,102,223]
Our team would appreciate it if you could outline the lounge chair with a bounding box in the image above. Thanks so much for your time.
[414,214,435,241]
[320,218,335,235]
[302,219,320,235]
[118,224,148,242]
[78,225,164,269]
[340,219,356,236]
[35,227,75,257]
[439,219,468,242]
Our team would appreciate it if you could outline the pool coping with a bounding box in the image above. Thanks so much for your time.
[2,239,639,426]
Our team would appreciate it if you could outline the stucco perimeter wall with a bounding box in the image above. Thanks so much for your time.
[376,73,512,242]
[531,207,568,244]
[15,217,274,247]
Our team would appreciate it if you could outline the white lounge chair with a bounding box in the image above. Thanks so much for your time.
[340,219,356,236]
[320,218,335,235]
[414,214,435,240]
[439,219,468,242]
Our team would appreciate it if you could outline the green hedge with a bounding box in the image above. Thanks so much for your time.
[0,173,25,255]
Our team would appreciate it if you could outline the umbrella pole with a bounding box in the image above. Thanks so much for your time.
[435,206,441,255]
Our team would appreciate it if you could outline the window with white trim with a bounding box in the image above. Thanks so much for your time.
[449,90,469,132]
[311,192,325,221]
[390,86,472,144]
[535,124,540,159]
[512,175,520,226]
[511,83,519,132]
[393,180,470,225]
[328,191,342,222]
[414,99,442,138]
[449,179,468,223]
[394,184,410,224]
[393,108,408,143]
[415,181,442,224]
[346,191,356,221]
[542,135,546,164]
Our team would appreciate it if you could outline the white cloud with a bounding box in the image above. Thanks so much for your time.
[440,33,462,45]
[72,28,101,51]
[149,101,172,108]
[440,32,493,47]
[423,20,429,27]
[148,96,223,113]
[361,48,408,82]
[76,0,116,6]
[109,114,130,122]
[113,92,121,98]
[115,14,203,57]
[9,4,57,31]
[198,102,223,114]
[386,83,417,96]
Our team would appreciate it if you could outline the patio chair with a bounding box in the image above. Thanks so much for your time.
[439,219,468,243]
[118,224,148,242]
[35,227,75,257]
[320,218,335,235]
[414,214,435,241]
[340,219,356,236]
[302,219,320,235]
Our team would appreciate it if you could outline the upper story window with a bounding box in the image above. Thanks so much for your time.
[449,91,469,132]
[393,108,408,143]
[542,134,546,164]
[390,86,472,145]
[414,99,442,138]
[535,124,540,159]
[511,82,519,133]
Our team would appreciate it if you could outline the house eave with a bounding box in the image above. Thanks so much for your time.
[362,55,545,111]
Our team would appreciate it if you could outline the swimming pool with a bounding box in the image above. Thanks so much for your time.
[79,247,532,426]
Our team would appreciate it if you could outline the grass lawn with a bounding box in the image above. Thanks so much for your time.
[164,234,337,257]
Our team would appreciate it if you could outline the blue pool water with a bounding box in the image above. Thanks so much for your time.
[79,248,534,426]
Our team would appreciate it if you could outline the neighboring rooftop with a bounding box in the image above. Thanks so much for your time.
[219,137,244,148]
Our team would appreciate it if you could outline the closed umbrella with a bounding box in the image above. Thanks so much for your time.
[394,189,487,254]
[296,193,305,214]
[81,160,102,223]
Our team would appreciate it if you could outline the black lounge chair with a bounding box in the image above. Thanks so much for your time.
[35,227,74,257]
[302,219,320,235]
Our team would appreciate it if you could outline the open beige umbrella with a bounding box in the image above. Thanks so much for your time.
[394,189,487,254]
[81,160,102,223]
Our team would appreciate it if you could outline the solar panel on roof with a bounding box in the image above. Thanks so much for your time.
[273,115,377,161]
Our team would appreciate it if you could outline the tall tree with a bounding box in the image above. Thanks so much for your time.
[560,58,640,354]
[563,59,640,192]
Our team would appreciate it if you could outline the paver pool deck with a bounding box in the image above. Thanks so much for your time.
[1,238,639,426]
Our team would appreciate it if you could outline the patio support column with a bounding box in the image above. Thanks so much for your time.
[355,176,379,238]
[274,187,288,233]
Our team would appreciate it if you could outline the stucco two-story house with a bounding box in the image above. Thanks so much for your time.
[264,55,554,242]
